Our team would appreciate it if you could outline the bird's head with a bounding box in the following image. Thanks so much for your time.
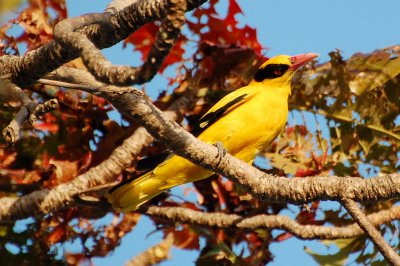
[251,53,319,90]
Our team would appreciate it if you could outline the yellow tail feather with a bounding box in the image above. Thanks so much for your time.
[106,171,164,212]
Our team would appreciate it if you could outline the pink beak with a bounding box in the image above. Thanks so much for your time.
[289,53,319,70]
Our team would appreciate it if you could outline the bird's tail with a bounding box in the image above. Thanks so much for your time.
[106,171,164,212]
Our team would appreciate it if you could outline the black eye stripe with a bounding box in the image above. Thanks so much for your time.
[253,64,290,82]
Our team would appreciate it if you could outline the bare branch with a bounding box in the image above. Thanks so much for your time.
[125,233,174,266]
[144,205,400,240]
[2,104,30,144]
[0,0,207,86]
[28,99,58,124]
[0,80,57,144]
[341,198,400,265]
[2,97,57,145]
[106,0,140,13]
[53,0,187,85]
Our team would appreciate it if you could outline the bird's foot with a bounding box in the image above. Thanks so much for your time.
[214,141,227,158]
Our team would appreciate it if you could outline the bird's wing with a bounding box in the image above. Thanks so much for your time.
[191,89,255,137]
[136,152,172,171]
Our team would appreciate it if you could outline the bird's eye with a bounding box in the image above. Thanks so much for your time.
[273,69,282,76]
[253,64,289,82]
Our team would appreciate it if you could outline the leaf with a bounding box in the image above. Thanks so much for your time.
[186,0,263,56]
[200,243,238,264]
[266,153,306,176]
[171,225,200,250]
[33,122,59,133]
[225,0,243,26]
[49,159,78,183]
[348,50,400,95]
[305,238,360,266]
[124,22,187,72]
[0,0,24,16]
[47,225,65,245]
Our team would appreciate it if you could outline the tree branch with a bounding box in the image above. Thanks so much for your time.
[53,0,187,85]
[341,198,400,265]
[125,233,174,266]
[0,0,207,86]
[144,205,400,240]
[0,79,58,144]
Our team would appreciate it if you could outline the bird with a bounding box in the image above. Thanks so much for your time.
[107,53,318,212]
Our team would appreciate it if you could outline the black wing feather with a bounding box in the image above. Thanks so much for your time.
[191,94,248,137]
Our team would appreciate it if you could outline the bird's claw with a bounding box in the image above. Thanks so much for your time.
[214,141,227,158]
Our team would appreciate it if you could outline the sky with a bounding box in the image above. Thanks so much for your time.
[14,0,400,265]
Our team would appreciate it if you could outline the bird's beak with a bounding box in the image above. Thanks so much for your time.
[289,53,319,70]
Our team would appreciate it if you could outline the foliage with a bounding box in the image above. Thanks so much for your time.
[0,0,399,265]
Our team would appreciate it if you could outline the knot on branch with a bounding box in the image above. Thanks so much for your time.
[2,97,58,145]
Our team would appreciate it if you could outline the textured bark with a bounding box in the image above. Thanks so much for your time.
[125,233,174,266]
[145,205,400,240]
[0,0,207,86]
[342,199,400,265]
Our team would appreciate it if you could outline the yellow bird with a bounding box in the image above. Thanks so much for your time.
[107,53,318,212]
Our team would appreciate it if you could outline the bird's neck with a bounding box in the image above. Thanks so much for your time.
[249,80,292,98]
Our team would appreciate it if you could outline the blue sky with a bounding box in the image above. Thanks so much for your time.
[63,0,400,265]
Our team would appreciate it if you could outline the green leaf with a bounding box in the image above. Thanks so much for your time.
[348,50,400,95]
[305,238,359,266]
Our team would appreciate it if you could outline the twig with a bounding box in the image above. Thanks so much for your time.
[37,78,100,91]
[125,233,174,266]
[28,99,58,124]
[2,105,30,144]
[2,97,58,145]
[341,198,400,265]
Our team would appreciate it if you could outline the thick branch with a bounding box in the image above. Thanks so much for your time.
[341,198,400,265]
[145,205,400,240]
[0,0,207,86]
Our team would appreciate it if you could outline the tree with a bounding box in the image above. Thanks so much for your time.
[0,0,400,265]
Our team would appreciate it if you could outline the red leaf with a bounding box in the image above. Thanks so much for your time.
[47,225,65,244]
[124,22,159,61]
[274,232,293,242]
[225,0,243,26]
[168,225,200,250]
[124,23,186,72]
[295,168,317,177]
[159,35,187,72]
[34,122,59,133]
